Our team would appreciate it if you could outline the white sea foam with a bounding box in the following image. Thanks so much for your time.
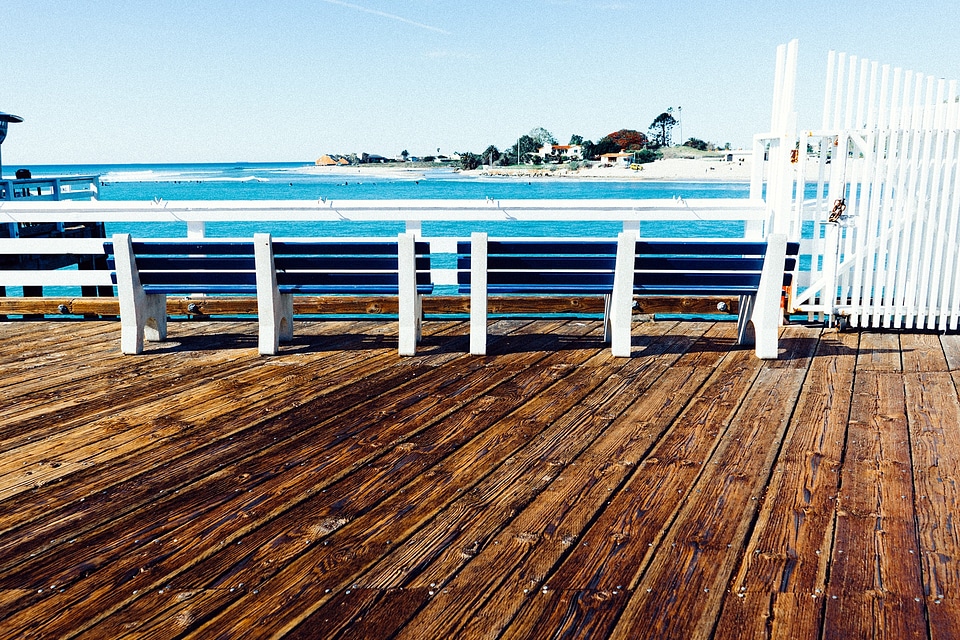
[100,169,267,183]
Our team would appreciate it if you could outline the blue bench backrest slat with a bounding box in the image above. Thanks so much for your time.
[131,242,256,256]
[490,240,618,255]
[272,240,429,255]
[635,240,769,256]
[635,256,766,272]
[487,256,617,271]
[637,272,762,287]
[130,257,257,271]
[457,240,617,295]
[275,256,400,271]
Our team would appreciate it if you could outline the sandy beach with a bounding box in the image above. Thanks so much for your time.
[303,155,753,182]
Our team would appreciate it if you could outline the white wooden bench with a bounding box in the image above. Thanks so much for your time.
[106,232,432,356]
[458,231,797,359]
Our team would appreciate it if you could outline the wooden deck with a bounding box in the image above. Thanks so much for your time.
[2,315,960,639]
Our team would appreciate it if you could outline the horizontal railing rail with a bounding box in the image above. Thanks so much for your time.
[0,175,100,202]
[0,198,772,292]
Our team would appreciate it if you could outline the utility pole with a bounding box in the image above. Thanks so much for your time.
[678,106,682,146]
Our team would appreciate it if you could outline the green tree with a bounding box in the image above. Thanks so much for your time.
[509,134,538,164]
[459,152,483,171]
[569,134,584,146]
[633,148,661,164]
[482,145,501,165]
[580,139,597,160]
[401,149,409,162]
[649,112,678,148]
[593,136,622,157]
[528,127,557,147]
[683,138,709,151]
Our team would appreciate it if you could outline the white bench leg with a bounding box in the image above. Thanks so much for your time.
[469,232,488,355]
[398,232,419,356]
[747,233,787,359]
[602,294,612,343]
[610,231,637,357]
[113,233,167,354]
[737,294,755,344]
[254,233,293,355]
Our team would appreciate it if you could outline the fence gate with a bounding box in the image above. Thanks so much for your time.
[756,41,960,330]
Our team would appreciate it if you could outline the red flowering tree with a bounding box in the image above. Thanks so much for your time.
[606,129,649,151]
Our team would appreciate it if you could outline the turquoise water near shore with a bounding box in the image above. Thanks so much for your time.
[26,162,756,239]
[28,161,752,201]
[12,163,769,301]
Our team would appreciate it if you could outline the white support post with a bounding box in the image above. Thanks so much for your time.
[397,232,419,356]
[610,231,637,357]
[113,233,166,354]
[469,232,488,355]
[254,233,292,355]
[186,221,206,239]
[748,234,788,359]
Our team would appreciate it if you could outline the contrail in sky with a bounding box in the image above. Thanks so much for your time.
[320,0,452,35]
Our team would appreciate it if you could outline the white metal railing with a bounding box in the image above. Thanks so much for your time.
[0,198,770,291]
[0,175,99,202]
[788,50,960,330]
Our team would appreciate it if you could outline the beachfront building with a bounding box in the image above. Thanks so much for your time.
[539,143,582,162]
[599,151,633,167]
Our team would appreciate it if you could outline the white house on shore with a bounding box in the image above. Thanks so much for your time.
[538,144,582,162]
[599,152,634,167]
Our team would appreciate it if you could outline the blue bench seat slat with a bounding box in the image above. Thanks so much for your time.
[139,271,259,286]
[142,285,259,295]
[278,284,434,294]
[278,272,399,286]
[634,285,760,296]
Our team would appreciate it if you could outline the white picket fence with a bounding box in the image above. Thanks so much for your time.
[763,41,960,330]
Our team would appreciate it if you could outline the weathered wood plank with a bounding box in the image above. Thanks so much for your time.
[153,327,629,637]
[0,321,418,502]
[901,332,950,373]
[5,320,959,639]
[487,328,804,638]
[373,323,722,639]
[20,322,607,637]
[941,334,960,372]
[857,330,901,371]
[821,370,926,638]
[904,371,960,639]
[0,339,560,635]
[0,294,745,318]
[601,326,818,639]
[714,330,858,638]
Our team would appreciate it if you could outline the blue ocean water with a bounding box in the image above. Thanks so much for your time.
[25,161,755,239]
[12,162,776,302]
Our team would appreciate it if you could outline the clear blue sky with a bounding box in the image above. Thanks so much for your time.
[3,0,959,165]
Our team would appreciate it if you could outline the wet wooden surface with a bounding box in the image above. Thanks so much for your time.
[1,316,958,639]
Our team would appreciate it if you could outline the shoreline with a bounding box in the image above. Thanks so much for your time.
[302,156,753,182]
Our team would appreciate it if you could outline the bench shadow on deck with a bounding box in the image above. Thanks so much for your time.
[1,317,959,639]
